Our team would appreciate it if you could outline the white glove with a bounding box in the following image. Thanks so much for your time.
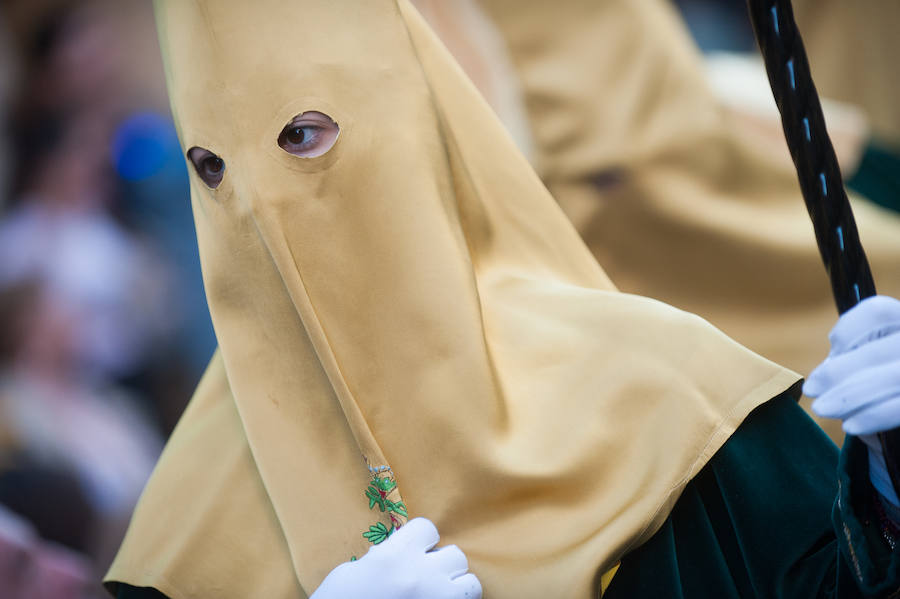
[310,518,482,599]
[804,295,900,507]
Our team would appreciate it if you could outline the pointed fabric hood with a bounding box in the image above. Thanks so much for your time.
[107,1,799,597]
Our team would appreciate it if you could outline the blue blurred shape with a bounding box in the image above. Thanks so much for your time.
[113,112,180,181]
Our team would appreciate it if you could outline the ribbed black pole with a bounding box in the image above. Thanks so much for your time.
[745,0,900,497]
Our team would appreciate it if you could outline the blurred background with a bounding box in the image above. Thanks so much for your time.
[0,1,213,596]
[0,0,897,597]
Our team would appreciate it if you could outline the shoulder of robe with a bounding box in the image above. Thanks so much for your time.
[105,351,305,599]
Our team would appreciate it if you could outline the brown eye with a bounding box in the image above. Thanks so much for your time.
[187,146,225,188]
[285,127,307,145]
[277,111,339,158]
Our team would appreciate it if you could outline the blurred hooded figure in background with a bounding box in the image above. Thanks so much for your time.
[792,0,900,151]
[443,0,900,444]
[792,0,900,215]
[107,1,900,598]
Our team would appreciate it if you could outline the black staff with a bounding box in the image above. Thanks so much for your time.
[745,0,900,498]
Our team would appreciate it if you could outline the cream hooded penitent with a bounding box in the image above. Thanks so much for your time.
[794,0,900,147]
[106,2,800,597]
[477,0,900,444]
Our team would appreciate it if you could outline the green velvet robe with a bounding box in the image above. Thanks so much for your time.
[113,394,900,598]
[848,142,900,215]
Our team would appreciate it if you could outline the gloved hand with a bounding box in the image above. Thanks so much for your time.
[309,518,482,599]
[804,295,900,507]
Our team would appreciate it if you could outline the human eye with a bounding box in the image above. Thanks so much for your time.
[277,111,339,158]
[186,147,225,188]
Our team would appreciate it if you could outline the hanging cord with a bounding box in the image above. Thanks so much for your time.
[745,0,900,499]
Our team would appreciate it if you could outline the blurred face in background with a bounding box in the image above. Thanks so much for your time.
[29,113,114,212]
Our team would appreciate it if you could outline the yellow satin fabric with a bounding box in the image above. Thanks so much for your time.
[107,1,799,597]
[479,0,900,409]
[599,563,620,596]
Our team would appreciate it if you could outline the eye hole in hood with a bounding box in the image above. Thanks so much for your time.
[187,147,225,189]
[277,111,340,159]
